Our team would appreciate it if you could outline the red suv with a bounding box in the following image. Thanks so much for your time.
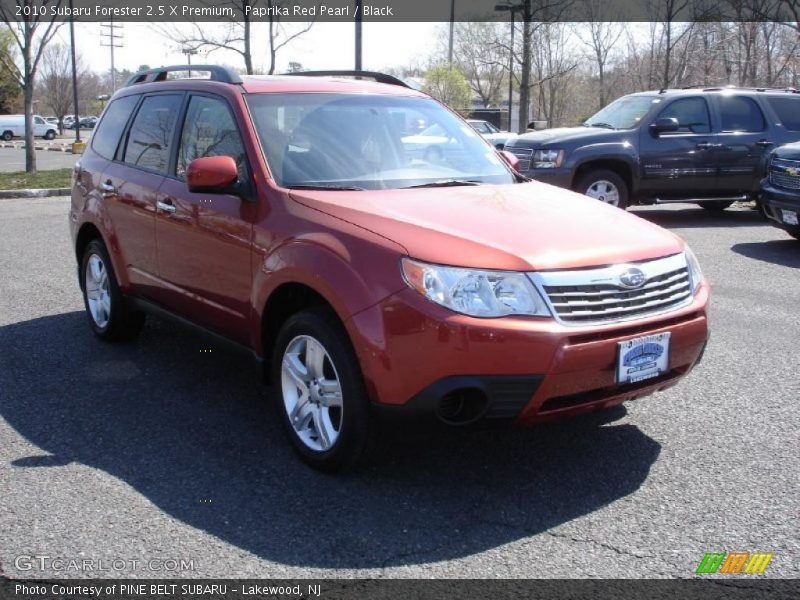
[70,66,710,471]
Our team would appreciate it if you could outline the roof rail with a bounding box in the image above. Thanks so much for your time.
[282,70,409,88]
[124,65,242,87]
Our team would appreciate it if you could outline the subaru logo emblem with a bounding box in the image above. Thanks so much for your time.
[618,266,646,289]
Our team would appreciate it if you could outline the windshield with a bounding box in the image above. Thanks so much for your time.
[246,93,515,190]
[584,95,658,130]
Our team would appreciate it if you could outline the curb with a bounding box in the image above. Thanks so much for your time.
[0,188,70,199]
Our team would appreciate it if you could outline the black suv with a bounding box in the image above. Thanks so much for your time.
[505,87,800,210]
[761,142,800,240]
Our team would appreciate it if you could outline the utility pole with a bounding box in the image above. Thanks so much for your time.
[448,0,455,65]
[355,0,362,70]
[68,0,80,144]
[100,19,123,93]
[182,47,198,78]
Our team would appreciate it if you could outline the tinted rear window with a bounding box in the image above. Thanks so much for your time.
[719,96,765,133]
[122,94,183,173]
[92,95,139,160]
[766,97,800,131]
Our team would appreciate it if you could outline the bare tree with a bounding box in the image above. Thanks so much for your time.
[576,2,623,108]
[158,1,313,75]
[38,42,82,133]
[439,22,508,108]
[0,0,63,173]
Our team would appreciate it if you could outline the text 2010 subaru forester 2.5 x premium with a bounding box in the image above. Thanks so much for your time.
[70,66,710,471]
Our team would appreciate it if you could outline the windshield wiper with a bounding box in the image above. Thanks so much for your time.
[402,180,482,189]
[287,184,366,191]
[587,122,615,129]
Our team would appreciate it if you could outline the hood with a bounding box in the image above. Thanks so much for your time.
[289,182,684,271]
[508,126,628,148]
[773,142,800,159]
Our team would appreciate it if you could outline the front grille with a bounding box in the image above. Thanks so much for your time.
[532,254,693,325]
[769,158,800,190]
[507,147,533,171]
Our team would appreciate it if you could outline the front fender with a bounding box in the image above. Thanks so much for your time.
[251,232,407,355]
[566,143,640,193]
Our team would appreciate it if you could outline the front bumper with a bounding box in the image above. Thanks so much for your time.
[347,283,710,426]
[761,180,800,231]
[522,167,572,189]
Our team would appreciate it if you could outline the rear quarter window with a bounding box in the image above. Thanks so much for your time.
[766,97,800,132]
[92,95,139,160]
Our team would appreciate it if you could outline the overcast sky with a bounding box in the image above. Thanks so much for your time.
[52,22,442,76]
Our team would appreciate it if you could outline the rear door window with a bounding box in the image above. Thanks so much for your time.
[176,95,247,179]
[719,96,765,133]
[92,95,139,160]
[656,98,711,133]
[122,94,183,173]
[765,97,800,131]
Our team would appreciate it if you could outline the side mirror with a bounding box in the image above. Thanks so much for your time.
[186,156,239,194]
[499,150,521,172]
[650,117,680,135]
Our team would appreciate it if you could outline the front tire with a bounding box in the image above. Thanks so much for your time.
[272,308,372,472]
[44,129,56,140]
[1,131,12,141]
[80,239,145,341]
[575,169,629,209]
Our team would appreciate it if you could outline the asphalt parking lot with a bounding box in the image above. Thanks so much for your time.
[0,197,797,579]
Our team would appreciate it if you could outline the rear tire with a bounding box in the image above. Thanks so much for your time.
[1,131,12,141]
[80,239,145,342]
[272,307,373,472]
[698,200,734,211]
[575,169,629,209]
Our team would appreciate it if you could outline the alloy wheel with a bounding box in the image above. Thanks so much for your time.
[281,335,344,452]
[85,254,111,328]
[585,180,620,206]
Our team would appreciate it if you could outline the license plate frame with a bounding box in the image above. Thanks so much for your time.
[616,332,671,385]
[781,209,799,226]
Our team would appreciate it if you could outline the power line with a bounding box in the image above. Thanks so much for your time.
[100,19,124,93]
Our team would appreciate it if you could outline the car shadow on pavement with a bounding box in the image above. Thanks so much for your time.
[1,311,661,569]
[631,206,767,229]
[731,239,800,268]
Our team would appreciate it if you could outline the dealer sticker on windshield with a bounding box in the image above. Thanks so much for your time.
[617,332,671,384]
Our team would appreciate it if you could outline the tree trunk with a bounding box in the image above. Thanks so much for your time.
[517,1,532,133]
[23,29,36,174]
[244,16,253,75]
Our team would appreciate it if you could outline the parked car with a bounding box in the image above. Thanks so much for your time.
[760,142,800,240]
[505,87,800,210]
[70,66,709,471]
[63,115,76,129]
[0,114,58,141]
[79,116,98,129]
[466,119,516,149]
[45,116,59,126]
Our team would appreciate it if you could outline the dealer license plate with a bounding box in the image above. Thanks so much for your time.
[617,332,671,384]
[781,209,799,226]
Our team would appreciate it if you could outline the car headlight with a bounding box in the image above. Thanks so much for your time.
[401,259,551,318]
[532,149,565,168]
[684,245,704,293]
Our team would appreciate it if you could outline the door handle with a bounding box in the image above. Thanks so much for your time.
[100,181,117,195]
[756,140,774,147]
[157,199,176,213]
[695,142,716,150]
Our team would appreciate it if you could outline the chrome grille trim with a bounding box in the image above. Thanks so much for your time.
[770,157,800,190]
[529,253,693,326]
[507,147,533,171]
